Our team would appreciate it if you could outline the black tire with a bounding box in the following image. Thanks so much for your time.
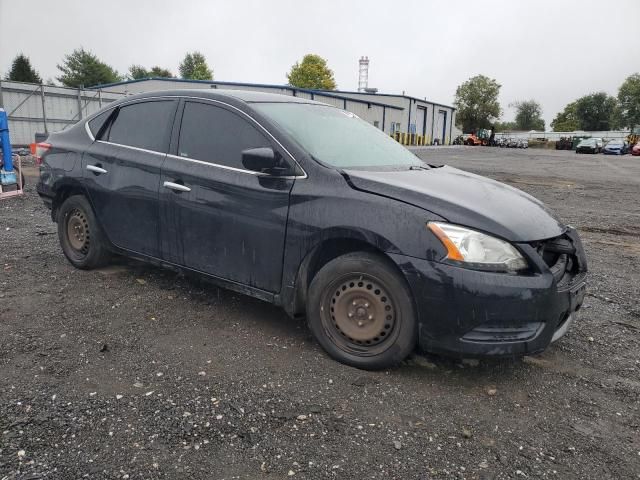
[306,252,417,370]
[57,195,110,269]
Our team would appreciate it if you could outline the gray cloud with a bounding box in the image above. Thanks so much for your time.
[1,0,637,126]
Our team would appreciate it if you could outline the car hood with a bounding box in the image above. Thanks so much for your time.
[343,166,565,242]
[605,144,621,149]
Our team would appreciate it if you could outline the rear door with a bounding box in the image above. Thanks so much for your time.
[160,99,296,293]
[82,99,178,258]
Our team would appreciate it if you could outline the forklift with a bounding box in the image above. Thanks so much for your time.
[627,126,640,147]
[465,128,492,146]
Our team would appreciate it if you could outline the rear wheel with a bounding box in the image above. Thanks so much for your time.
[306,252,417,370]
[57,195,110,269]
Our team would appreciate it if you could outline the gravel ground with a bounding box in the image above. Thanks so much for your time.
[0,147,638,479]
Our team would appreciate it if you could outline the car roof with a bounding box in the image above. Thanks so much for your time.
[118,88,327,105]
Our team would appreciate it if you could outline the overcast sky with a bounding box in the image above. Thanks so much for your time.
[1,0,637,126]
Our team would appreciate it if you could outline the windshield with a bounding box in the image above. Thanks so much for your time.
[580,139,596,145]
[253,103,424,169]
[607,140,622,146]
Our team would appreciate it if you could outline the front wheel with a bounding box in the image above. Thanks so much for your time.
[306,252,417,370]
[57,195,110,269]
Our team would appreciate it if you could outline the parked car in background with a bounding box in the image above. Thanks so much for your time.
[593,138,604,151]
[632,142,640,156]
[36,89,588,369]
[603,139,629,155]
[576,138,600,154]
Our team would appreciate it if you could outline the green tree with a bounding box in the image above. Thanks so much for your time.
[552,93,618,131]
[511,100,545,131]
[616,73,640,129]
[574,92,617,131]
[128,64,148,80]
[128,65,173,80]
[286,54,337,90]
[551,101,579,131]
[179,52,213,80]
[149,66,173,78]
[493,121,517,132]
[57,48,120,87]
[5,53,42,83]
[453,75,502,133]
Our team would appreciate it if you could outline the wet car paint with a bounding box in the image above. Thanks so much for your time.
[37,89,587,358]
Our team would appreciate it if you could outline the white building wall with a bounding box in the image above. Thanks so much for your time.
[313,95,343,109]
[330,91,456,144]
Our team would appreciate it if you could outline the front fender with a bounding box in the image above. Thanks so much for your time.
[278,178,448,316]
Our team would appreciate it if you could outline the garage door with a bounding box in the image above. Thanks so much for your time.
[416,107,427,137]
[435,110,447,144]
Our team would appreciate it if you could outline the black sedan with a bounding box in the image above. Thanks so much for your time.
[36,90,587,369]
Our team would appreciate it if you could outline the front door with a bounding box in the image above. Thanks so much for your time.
[82,99,178,258]
[160,100,295,293]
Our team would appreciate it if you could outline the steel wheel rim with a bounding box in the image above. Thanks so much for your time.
[320,273,399,356]
[66,208,90,254]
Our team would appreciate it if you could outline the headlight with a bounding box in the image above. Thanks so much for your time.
[428,222,528,273]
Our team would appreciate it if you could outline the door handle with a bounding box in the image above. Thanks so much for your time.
[163,181,191,193]
[86,164,108,174]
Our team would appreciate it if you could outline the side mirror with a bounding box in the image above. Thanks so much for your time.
[241,147,289,175]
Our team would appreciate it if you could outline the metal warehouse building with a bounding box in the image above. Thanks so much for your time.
[92,78,457,145]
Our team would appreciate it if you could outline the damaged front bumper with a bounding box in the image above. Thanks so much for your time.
[390,228,588,358]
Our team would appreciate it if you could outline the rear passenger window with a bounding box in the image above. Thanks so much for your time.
[107,100,176,152]
[87,109,113,139]
[178,102,270,169]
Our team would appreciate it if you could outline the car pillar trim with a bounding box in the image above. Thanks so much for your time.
[85,121,95,141]
[96,140,168,157]
[164,153,305,179]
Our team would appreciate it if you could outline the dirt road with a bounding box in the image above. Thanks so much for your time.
[1,147,638,479]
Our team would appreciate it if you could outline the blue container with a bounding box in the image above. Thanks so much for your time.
[0,169,17,185]
[0,108,13,173]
